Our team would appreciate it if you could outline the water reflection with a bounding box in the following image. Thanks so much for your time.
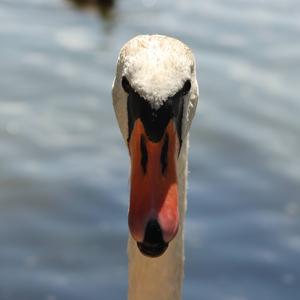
[66,0,115,19]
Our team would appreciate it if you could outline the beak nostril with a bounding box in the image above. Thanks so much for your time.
[160,134,169,175]
[140,135,148,174]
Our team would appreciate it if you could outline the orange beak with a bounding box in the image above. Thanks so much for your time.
[128,118,179,252]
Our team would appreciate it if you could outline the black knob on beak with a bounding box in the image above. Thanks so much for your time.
[137,219,169,258]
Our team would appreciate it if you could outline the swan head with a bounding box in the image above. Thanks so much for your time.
[112,35,198,257]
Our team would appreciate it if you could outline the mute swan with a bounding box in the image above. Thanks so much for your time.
[112,35,198,300]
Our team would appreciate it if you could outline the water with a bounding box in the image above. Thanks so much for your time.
[0,0,299,299]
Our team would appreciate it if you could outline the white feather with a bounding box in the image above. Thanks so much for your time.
[118,34,195,109]
[112,34,199,300]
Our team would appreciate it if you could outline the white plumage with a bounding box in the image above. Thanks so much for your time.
[112,34,199,300]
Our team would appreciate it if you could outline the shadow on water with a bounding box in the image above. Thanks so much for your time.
[66,0,116,20]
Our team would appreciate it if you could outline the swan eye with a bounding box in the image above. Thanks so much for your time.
[122,76,132,93]
[181,80,191,96]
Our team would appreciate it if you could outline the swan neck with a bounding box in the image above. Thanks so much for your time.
[128,136,189,300]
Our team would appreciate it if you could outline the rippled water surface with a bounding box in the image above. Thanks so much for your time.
[0,0,299,299]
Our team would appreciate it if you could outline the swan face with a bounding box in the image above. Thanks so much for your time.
[112,35,198,257]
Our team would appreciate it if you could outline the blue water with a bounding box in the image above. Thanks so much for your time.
[0,0,299,299]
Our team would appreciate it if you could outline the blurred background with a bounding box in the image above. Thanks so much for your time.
[0,0,299,299]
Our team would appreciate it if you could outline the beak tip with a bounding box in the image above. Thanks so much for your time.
[137,241,169,258]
